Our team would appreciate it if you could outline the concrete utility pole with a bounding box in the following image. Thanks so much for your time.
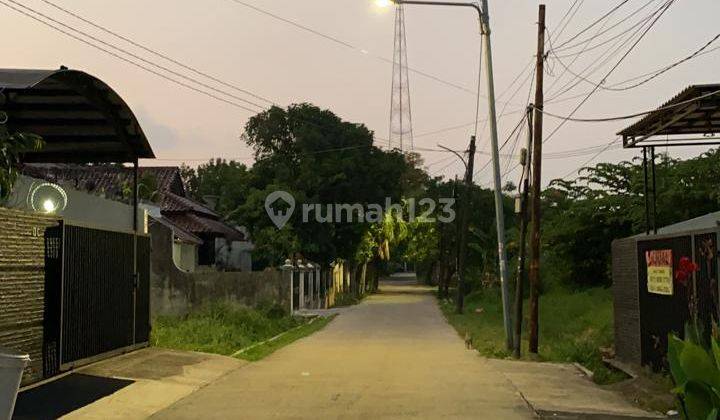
[478,0,512,349]
[391,0,511,342]
[529,4,546,355]
[513,106,533,359]
[456,136,476,314]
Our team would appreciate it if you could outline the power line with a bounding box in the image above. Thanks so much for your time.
[225,0,527,105]
[541,42,720,106]
[473,113,528,178]
[550,0,584,46]
[534,88,720,123]
[0,0,262,113]
[560,138,623,179]
[543,0,676,144]
[550,0,660,55]
[38,0,275,105]
[2,0,267,112]
[545,0,669,102]
[552,31,720,92]
[552,0,633,50]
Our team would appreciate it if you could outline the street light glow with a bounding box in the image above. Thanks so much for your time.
[375,0,393,8]
[42,199,57,214]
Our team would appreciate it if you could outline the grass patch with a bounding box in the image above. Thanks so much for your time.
[441,287,628,384]
[151,303,304,356]
[237,315,336,361]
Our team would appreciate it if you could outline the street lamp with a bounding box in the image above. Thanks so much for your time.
[437,139,475,316]
[378,0,512,350]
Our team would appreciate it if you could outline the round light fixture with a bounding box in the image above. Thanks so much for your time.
[28,182,67,214]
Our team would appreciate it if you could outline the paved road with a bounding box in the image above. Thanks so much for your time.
[153,279,532,419]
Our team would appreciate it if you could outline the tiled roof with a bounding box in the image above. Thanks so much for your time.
[22,163,246,242]
[22,164,186,197]
[150,216,203,245]
[167,213,245,241]
[160,191,218,218]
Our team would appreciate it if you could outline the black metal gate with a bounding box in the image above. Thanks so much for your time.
[637,231,719,370]
[43,224,63,378]
[43,223,150,375]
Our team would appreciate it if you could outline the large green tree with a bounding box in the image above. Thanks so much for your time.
[235,103,414,268]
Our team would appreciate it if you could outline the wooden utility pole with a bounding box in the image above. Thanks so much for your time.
[529,4,545,355]
[456,136,476,314]
[513,106,533,359]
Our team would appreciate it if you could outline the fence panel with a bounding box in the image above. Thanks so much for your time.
[637,236,692,370]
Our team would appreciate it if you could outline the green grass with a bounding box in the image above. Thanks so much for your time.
[237,315,337,361]
[151,303,305,356]
[441,287,628,384]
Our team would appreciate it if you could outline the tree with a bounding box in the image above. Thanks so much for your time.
[0,122,43,199]
[182,159,251,216]
[541,149,720,288]
[235,103,412,268]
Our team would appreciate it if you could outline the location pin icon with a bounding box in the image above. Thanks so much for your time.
[265,190,296,229]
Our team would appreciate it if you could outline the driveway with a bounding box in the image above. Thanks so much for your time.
[152,280,533,419]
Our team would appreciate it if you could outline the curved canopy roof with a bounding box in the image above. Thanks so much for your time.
[0,68,154,163]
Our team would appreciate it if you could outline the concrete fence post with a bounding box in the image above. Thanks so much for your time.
[298,270,305,310]
[316,265,321,308]
[308,266,314,310]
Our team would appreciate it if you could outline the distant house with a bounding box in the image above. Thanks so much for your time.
[21,164,254,271]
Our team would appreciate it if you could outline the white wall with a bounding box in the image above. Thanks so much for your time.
[7,175,146,232]
[172,241,198,272]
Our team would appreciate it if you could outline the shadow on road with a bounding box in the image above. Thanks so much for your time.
[14,373,133,419]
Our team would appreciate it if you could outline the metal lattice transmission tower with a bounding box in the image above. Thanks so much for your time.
[389,4,414,151]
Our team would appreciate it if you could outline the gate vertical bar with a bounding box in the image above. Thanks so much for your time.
[132,159,138,344]
[643,147,649,235]
[58,222,65,367]
[651,147,658,234]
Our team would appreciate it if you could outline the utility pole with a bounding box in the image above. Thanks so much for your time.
[529,4,546,355]
[479,0,512,349]
[513,106,533,359]
[391,0,511,346]
[457,136,476,314]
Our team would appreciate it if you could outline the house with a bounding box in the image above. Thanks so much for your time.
[21,164,254,272]
[0,67,155,385]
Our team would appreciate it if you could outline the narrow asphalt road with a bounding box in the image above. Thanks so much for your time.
[152,279,533,419]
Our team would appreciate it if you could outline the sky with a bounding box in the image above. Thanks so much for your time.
[2,0,719,187]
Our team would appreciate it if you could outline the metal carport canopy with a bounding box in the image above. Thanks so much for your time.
[619,84,720,149]
[0,68,154,163]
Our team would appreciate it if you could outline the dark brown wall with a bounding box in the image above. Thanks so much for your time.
[612,237,641,366]
[0,207,58,384]
[149,222,289,317]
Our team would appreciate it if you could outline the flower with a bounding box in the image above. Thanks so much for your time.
[675,256,699,285]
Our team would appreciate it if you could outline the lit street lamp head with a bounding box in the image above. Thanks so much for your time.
[374,0,394,8]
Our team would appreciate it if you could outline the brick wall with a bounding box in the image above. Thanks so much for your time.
[0,207,58,384]
[612,237,642,366]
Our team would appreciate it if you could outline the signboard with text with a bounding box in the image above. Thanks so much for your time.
[646,249,673,295]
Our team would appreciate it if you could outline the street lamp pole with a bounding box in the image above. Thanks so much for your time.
[393,0,512,349]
